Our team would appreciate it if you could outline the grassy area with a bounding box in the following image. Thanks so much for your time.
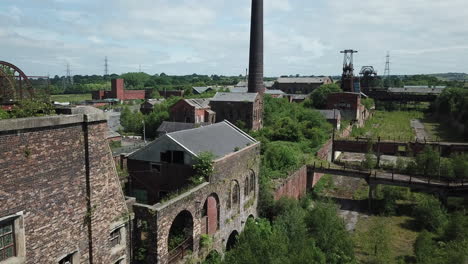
[50,93,92,102]
[353,215,419,263]
[349,110,424,141]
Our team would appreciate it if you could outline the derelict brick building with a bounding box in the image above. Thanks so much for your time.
[0,111,131,263]
[209,93,263,131]
[127,121,260,263]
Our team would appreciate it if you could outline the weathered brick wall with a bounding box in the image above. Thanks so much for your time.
[210,98,262,131]
[132,143,261,263]
[0,115,130,263]
[273,165,307,200]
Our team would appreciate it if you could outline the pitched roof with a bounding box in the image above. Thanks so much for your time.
[131,121,257,160]
[316,109,341,119]
[192,87,213,94]
[167,121,257,159]
[265,89,285,95]
[156,121,208,134]
[236,81,275,88]
[211,92,258,102]
[276,77,330,84]
[183,98,211,109]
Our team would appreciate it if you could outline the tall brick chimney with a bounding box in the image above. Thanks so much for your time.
[248,0,265,94]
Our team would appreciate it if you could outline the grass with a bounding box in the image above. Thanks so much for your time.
[353,215,419,263]
[349,110,424,141]
[50,93,92,103]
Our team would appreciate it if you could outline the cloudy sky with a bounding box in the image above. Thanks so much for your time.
[1,0,467,76]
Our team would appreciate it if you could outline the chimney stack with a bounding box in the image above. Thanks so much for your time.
[247,0,264,94]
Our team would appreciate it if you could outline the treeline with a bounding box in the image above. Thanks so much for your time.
[363,74,465,89]
[431,87,468,140]
[48,73,244,95]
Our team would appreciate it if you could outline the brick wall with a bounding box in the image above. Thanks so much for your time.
[210,97,263,131]
[0,114,130,263]
[273,166,307,200]
[131,143,261,263]
[124,90,147,100]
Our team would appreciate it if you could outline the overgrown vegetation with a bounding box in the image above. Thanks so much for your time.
[224,198,355,264]
[0,99,56,119]
[192,152,215,185]
[431,87,468,141]
[350,110,424,140]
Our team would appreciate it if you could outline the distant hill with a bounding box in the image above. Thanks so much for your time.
[427,73,468,81]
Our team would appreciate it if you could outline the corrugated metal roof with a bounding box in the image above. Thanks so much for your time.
[211,92,258,102]
[276,77,330,84]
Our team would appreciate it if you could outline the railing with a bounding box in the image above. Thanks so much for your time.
[311,162,468,189]
[168,237,193,264]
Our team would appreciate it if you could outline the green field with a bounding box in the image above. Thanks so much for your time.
[349,111,424,141]
[50,93,92,103]
[353,215,419,263]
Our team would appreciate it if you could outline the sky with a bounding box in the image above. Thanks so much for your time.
[1,0,468,77]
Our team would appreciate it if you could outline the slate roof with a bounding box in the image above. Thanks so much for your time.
[168,121,257,158]
[316,109,341,120]
[235,81,274,88]
[276,77,330,84]
[211,92,258,102]
[144,99,165,106]
[156,121,208,134]
[184,98,211,109]
[132,121,257,160]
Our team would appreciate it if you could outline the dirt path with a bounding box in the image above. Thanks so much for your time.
[411,119,430,141]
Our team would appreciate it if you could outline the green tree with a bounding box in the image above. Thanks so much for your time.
[413,194,448,232]
[366,220,392,264]
[309,83,342,109]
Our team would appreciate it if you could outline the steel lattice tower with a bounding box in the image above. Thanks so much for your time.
[384,52,390,78]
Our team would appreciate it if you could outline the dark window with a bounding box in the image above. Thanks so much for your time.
[114,259,124,264]
[0,221,15,261]
[232,183,240,206]
[161,151,171,163]
[151,163,161,173]
[109,228,121,248]
[159,191,169,200]
[172,151,184,164]
[59,253,74,264]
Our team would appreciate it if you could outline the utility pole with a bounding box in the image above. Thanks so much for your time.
[142,120,146,143]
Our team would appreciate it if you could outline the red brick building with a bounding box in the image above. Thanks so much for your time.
[327,92,361,120]
[0,111,131,263]
[209,92,263,131]
[92,78,152,101]
[169,98,215,124]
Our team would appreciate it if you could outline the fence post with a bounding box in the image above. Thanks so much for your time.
[392,169,394,182]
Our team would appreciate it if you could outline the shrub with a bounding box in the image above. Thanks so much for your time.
[413,194,448,232]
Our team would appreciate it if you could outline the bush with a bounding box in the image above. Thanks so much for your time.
[413,194,448,232]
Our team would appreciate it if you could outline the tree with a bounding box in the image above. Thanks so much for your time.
[366,220,392,264]
[414,231,435,264]
[415,146,439,177]
[309,84,342,109]
[413,194,447,232]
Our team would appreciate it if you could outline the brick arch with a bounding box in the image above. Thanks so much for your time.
[226,230,239,251]
[167,210,194,263]
[249,169,256,195]
[202,193,220,235]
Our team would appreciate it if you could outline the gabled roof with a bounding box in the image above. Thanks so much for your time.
[236,81,275,88]
[156,121,209,134]
[389,87,444,94]
[183,98,211,109]
[211,92,258,102]
[143,99,165,106]
[193,87,213,94]
[276,77,330,84]
[130,121,258,160]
